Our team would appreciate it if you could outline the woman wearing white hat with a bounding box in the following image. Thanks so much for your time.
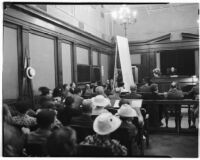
[80,112,127,156]
[117,104,140,155]
[91,95,110,118]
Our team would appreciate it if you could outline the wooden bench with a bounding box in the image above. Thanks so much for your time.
[142,99,198,134]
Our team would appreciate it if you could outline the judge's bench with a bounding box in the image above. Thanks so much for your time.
[151,75,198,92]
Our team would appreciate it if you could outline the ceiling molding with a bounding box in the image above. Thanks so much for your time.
[129,33,171,45]
[181,33,199,40]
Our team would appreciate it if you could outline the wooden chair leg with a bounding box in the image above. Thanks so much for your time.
[188,105,191,128]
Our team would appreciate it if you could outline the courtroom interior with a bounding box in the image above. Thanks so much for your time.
[2,2,199,157]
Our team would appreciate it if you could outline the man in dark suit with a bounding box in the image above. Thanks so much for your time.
[142,83,164,127]
[70,99,93,127]
[166,81,184,128]
[124,85,142,99]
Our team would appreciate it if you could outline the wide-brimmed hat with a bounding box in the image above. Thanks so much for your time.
[91,95,110,107]
[26,66,36,79]
[117,104,138,117]
[93,112,121,135]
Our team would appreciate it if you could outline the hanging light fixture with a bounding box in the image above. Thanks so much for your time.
[111,5,137,37]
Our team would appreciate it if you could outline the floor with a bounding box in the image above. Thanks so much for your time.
[144,134,198,157]
[161,107,199,129]
[144,107,199,157]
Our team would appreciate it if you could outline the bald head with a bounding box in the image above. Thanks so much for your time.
[130,85,137,93]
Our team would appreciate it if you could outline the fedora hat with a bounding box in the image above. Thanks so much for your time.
[26,66,36,79]
[117,104,138,118]
[91,95,110,107]
[93,112,121,135]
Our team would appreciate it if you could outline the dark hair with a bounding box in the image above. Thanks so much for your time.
[143,77,151,85]
[15,100,31,114]
[70,82,76,87]
[53,87,63,97]
[36,109,55,128]
[74,88,82,94]
[150,83,158,92]
[64,96,74,106]
[38,87,50,96]
[42,101,56,110]
[47,127,77,156]
[63,84,68,89]
[119,99,129,108]
[81,102,92,113]
[39,96,52,106]
[118,82,124,87]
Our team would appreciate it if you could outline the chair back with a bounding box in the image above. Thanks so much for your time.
[77,144,113,156]
[70,125,94,143]
[26,143,48,156]
[111,127,132,155]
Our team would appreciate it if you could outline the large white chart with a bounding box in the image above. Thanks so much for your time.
[116,36,134,91]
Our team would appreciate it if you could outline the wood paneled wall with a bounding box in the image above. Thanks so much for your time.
[3,4,114,100]
[129,34,199,83]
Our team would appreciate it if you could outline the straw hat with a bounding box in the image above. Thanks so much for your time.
[26,66,36,79]
[93,112,121,135]
[91,95,110,107]
[117,104,138,118]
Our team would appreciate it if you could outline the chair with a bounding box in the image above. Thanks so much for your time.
[110,127,133,156]
[141,108,150,147]
[70,125,94,143]
[25,143,48,157]
[77,144,113,156]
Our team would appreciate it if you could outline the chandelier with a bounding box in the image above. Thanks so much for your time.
[111,5,137,37]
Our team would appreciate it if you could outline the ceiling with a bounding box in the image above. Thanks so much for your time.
[103,3,197,15]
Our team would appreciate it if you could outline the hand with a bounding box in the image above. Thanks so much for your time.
[21,127,30,134]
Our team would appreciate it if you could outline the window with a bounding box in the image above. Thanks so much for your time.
[61,43,72,84]
[3,26,19,99]
[76,46,90,83]
[29,33,55,94]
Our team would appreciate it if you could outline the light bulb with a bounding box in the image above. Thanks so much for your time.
[132,11,137,18]
[111,11,117,19]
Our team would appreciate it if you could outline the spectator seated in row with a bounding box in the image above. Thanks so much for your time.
[52,86,63,104]
[167,81,184,99]
[12,100,37,128]
[62,83,72,100]
[25,109,56,156]
[142,83,164,127]
[27,109,55,142]
[117,104,140,155]
[95,86,109,98]
[57,96,81,126]
[83,84,93,97]
[123,85,142,99]
[47,127,77,157]
[108,88,121,106]
[118,99,144,127]
[165,81,184,128]
[187,81,199,128]
[80,112,127,156]
[139,77,152,93]
[37,87,53,107]
[70,99,93,128]
[69,82,76,94]
[91,95,110,119]
[3,104,26,156]
[72,88,84,110]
